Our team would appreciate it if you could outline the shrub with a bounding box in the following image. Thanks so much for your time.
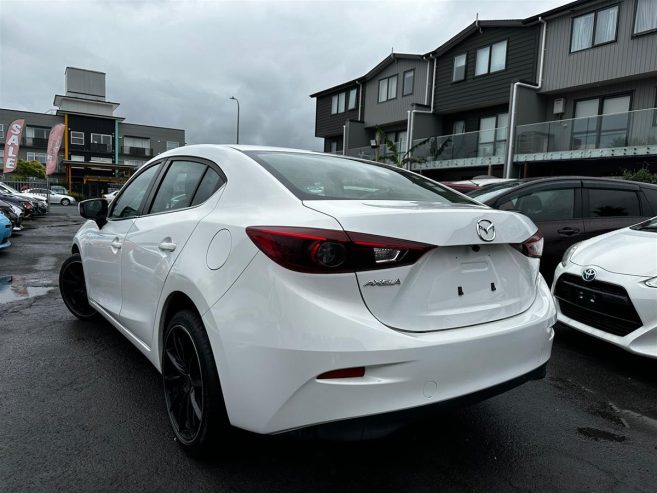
[622,166,657,184]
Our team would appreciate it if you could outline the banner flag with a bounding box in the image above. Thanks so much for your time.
[46,124,65,176]
[3,119,25,174]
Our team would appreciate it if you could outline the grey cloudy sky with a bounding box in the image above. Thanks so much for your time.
[1,0,564,150]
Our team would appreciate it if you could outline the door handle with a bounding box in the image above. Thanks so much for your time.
[111,238,122,249]
[158,241,177,252]
[557,227,580,236]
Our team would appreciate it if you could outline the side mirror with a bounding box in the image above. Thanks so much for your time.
[79,199,109,228]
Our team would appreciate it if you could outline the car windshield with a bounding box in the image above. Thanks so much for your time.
[631,217,657,232]
[468,181,522,203]
[246,151,475,203]
[0,183,20,194]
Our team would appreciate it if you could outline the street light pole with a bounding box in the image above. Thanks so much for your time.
[229,96,240,144]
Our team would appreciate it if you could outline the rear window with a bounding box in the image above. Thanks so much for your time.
[246,151,474,203]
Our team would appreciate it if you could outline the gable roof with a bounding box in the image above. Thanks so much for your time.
[309,53,424,98]
[425,19,526,56]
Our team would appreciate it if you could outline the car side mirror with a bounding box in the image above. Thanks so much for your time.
[79,199,109,228]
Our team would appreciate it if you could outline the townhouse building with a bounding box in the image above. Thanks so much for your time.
[0,67,185,198]
[310,0,657,180]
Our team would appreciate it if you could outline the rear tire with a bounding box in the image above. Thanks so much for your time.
[162,309,229,456]
[59,254,98,320]
[61,198,71,206]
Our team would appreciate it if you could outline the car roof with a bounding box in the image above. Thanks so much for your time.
[478,176,657,189]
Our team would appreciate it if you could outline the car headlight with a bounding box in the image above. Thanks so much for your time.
[645,277,657,288]
[561,242,581,267]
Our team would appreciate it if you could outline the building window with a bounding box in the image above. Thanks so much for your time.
[635,0,657,35]
[402,70,414,96]
[25,126,50,146]
[91,133,112,152]
[166,141,179,151]
[347,88,357,110]
[70,131,84,145]
[70,155,85,162]
[91,156,113,163]
[573,94,631,149]
[453,121,466,134]
[571,5,618,52]
[330,91,348,114]
[478,113,508,157]
[378,75,398,103]
[0,124,4,140]
[27,152,47,164]
[123,136,151,156]
[453,54,466,81]
[475,40,507,76]
[124,159,145,167]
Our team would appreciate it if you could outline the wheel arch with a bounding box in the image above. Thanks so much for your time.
[157,291,203,368]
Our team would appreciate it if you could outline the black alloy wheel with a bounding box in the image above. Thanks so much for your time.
[162,310,228,455]
[59,254,97,319]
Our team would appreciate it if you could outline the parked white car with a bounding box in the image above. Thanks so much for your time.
[60,145,555,454]
[0,182,49,212]
[553,217,657,358]
[25,188,76,206]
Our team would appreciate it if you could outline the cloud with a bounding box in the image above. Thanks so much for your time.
[0,0,565,151]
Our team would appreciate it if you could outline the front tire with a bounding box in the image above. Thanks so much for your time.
[162,309,228,456]
[59,254,97,319]
[61,198,71,206]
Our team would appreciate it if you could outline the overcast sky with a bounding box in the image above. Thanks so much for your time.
[1,0,565,151]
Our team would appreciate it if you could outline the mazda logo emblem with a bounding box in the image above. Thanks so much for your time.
[476,219,495,242]
[582,268,597,282]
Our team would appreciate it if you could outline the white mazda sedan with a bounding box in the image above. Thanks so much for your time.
[553,217,657,358]
[60,145,555,454]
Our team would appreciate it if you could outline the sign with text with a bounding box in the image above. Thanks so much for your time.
[3,119,25,173]
[46,123,65,176]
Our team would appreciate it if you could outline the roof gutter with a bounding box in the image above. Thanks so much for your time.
[503,17,546,179]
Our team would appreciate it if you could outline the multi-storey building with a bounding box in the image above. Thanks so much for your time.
[0,67,185,197]
[310,0,657,180]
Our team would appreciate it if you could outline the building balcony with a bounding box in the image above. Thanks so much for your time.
[23,137,49,148]
[345,141,405,165]
[513,108,657,162]
[121,146,153,157]
[89,142,113,154]
[411,130,508,171]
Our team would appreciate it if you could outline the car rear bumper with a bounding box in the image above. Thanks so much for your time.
[203,255,556,434]
[554,263,657,358]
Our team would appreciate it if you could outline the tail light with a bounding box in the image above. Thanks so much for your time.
[512,231,543,258]
[246,226,434,274]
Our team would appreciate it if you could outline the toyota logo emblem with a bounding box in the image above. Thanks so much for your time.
[476,219,495,242]
[582,268,597,282]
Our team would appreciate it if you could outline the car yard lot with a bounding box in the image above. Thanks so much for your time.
[1,205,656,492]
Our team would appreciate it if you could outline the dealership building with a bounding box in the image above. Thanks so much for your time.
[0,67,185,197]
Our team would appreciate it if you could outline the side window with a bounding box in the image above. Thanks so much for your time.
[512,188,576,222]
[109,164,160,219]
[586,188,640,217]
[191,168,224,206]
[150,160,206,214]
[642,188,657,214]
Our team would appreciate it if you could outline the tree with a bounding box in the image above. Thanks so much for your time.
[11,160,46,180]
[623,165,657,184]
[374,127,429,169]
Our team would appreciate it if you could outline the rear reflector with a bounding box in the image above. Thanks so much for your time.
[317,367,366,379]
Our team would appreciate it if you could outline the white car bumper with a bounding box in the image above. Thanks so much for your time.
[203,255,556,434]
[553,263,657,359]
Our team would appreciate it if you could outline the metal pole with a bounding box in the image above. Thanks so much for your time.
[230,97,240,144]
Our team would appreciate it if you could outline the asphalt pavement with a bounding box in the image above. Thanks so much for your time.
[1,206,656,492]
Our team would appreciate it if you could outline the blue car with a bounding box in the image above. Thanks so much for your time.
[0,212,12,249]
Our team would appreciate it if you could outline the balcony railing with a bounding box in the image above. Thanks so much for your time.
[90,142,113,153]
[514,107,657,161]
[411,128,508,171]
[121,146,153,157]
[23,137,49,148]
[344,141,405,164]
